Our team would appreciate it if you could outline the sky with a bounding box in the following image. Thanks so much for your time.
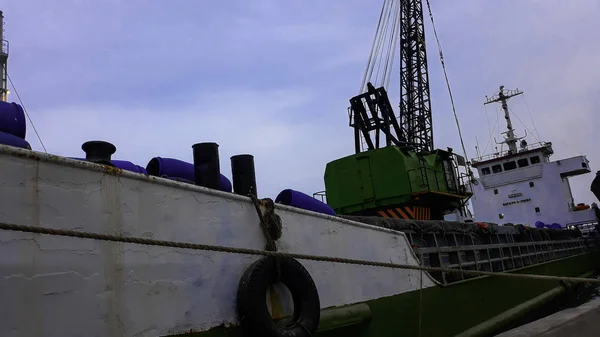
[2,0,599,217]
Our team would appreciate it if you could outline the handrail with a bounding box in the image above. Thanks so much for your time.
[472,141,551,163]
[312,190,327,203]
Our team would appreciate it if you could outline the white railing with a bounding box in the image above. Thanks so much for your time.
[472,141,552,164]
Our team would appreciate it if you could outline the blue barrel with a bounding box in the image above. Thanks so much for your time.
[146,157,193,181]
[550,223,561,230]
[534,221,545,229]
[112,160,148,175]
[146,157,232,192]
[275,189,336,216]
[220,175,232,193]
[0,101,26,139]
[0,131,31,149]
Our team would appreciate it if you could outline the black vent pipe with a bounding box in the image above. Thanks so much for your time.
[192,142,220,189]
[231,154,257,196]
[81,141,116,165]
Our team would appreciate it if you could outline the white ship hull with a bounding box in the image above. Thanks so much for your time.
[0,145,434,337]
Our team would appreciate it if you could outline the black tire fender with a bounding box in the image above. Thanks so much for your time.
[236,256,320,337]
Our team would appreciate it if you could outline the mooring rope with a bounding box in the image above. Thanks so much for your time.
[0,221,599,284]
[249,194,282,252]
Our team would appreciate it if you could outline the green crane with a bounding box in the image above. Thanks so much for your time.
[322,0,472,221]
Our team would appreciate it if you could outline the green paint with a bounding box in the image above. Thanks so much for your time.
[454,273,591,337]
[324,146,468,216]
[332,252,600,337]
[317,303,372,332]
[172,252,600,337]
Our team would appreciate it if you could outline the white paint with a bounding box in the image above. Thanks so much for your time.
[472,146,597,227]
[0,145,436,337]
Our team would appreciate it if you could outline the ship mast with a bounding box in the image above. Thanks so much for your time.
[484,85,523,155]
[0,10,8,102]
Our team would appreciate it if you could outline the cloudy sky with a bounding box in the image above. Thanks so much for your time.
[2,0,599,215]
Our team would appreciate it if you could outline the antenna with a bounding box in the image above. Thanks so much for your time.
[484,85,523,155]
[0,10,8,102]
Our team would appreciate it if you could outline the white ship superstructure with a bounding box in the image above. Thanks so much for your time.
[470,86,597,228]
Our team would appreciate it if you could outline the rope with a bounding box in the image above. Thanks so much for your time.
[0,221,599,285]
[424,0,472,183]
[522,93,542,141]
[360,2,387,93]
[507,106,541,143]
[482,105,501,155]
[483,102,493,148]
[249,195,282,252]
[384,1,400,90]
[417,267,424,337]
[249,195,283,281]
[6,69,48,153]
[361,0,399,92]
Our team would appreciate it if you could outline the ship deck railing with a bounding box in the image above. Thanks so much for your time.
[404,229,598,285]
[471,141,552,164]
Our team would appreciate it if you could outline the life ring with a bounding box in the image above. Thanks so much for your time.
[236,256,320,337]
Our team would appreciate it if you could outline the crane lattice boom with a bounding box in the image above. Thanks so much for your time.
[399,0,433,153]
[351,0,433,154]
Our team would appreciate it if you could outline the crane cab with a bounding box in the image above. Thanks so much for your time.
[324,145,472,220]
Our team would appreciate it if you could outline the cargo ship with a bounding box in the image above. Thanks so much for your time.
[0,2,599,337]
[470,86,599,232]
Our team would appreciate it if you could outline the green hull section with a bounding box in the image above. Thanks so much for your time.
[179,252,600,337]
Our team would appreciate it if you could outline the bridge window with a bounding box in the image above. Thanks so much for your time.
[481,167,491,175]
[503,161,517,171]
[529,182,534,187]
[535,207,540,213]
[498,213,504,219]
[530,155,541,164]
[517,158,529,168]
[494,189,498,195]
[492,164,502,173]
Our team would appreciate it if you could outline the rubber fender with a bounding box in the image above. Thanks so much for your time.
[237,256,320,337]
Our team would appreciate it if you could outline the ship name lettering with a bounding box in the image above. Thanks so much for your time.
[502,198,532,206]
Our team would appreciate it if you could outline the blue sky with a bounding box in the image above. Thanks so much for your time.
[2,0,600,213]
